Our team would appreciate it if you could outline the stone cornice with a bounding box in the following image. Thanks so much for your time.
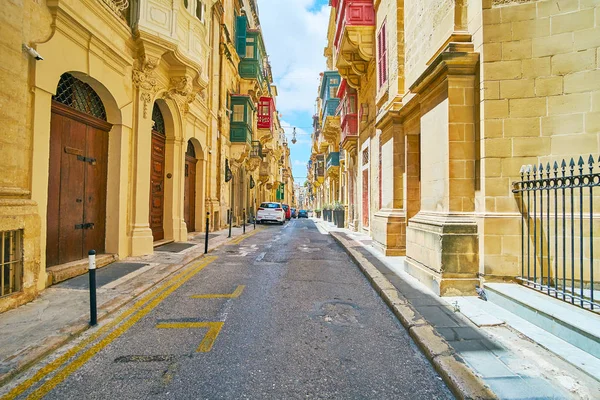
[410,42,479,95]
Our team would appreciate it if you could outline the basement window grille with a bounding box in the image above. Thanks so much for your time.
[1,230,23,298]
[53,73,107,121]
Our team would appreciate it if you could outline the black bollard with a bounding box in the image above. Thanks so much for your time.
[88,250,97,327]
[228,209,232,238]
[204,212,210,254]
[243,209,246,234]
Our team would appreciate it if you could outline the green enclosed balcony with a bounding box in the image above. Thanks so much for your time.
[238,30,267,86]
[230,95,255,144]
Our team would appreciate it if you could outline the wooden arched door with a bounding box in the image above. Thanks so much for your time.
[149,104,166,241]
[184,141,197,232]
[46,73,111,267]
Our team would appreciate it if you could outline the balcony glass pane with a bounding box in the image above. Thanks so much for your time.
[233,104,245,122]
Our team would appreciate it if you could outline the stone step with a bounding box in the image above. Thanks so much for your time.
[46,254,118,285]
[485,283,600,359]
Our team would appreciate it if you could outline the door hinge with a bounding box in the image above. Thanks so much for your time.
[76,155,97,165]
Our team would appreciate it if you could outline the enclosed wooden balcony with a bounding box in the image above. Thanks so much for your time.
[338,80,358,153]
[332,0,375,88]
[230,95,255,144]
[257,96,274,130]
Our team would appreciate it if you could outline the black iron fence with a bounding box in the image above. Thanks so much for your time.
[512,156,599,311]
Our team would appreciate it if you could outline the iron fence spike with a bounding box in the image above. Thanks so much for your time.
[578,156,584,167]
[553,161,559,171]
[546,162,551,172]
[569,158,575,168]
[561,159,567,169]
[589,154,595,165]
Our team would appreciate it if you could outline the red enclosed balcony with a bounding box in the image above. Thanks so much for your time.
[331,0,375,88]
[337,80,358,153]
[257,96,274,130]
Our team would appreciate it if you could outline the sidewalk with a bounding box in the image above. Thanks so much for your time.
[0,224,255,385]
[314,218,600,400]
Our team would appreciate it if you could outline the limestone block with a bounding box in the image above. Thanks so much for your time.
[535,76,563,97]
[541,114,584,135]
[522,57,551,78]
[504,117,540,137]
[573,27,600,51]
[513,137,551,157]
[548,92,591,114]
[484,60,522,80]
[564,69,600,94]
[551,9,595,35]
[500,79,534,99]
[509,97,547,118]
[511,18,550,41]
[551,49,596,75]
[483,99,509,119]
[502,40,532,61]
[500,2,537,23]
[537,0,580,19]
[532,33,574,58]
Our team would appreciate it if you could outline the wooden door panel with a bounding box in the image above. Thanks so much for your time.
[362,169,369,228]
[58,118,86,264]
[46,112,65,267]
[184,157,197,232]
[83,125,108,254]
[149,132,165,241]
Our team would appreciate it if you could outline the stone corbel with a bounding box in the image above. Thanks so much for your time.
[162,75,203,116]
[246,156,261,172]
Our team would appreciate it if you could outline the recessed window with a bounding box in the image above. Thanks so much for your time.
[245,37,255,59]
[1,230,23,297]
[196,0,204,22]
[183,0,188,9]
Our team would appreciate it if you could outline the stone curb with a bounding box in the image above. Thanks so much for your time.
[0,229,252,387]
[330,231,497,400]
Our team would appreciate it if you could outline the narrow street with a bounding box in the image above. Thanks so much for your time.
[6,220,452,399]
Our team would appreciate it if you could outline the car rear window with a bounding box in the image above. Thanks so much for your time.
[260,203,280,208]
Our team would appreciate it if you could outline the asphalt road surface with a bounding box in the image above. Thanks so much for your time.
[11,219,453,399]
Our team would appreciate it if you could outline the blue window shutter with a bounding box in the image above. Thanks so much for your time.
[236,15,248,58]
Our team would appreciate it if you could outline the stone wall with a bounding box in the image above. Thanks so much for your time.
[479,0,600,279]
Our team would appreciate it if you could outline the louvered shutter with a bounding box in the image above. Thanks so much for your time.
[236,15,248,57]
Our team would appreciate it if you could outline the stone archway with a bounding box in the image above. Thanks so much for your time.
[46,73,112,267]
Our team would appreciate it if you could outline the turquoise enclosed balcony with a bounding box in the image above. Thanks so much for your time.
[326,152,340,170]
[238,30,267,86]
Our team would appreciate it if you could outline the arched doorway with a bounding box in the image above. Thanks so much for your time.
[184,141,197,232]
[46,73,112,267]
[149,104,166,241]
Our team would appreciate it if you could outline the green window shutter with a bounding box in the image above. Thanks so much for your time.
[236,15,248,58]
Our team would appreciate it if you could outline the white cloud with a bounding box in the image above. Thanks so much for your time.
[281,119,312,145]
[258,0,329,115]
[294,159,307,167]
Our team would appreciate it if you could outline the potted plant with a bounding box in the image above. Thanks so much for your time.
[324,204,332,222]
[315,208,322,218]
[333,202,345,228]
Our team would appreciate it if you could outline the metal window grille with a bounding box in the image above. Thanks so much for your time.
[1,230,23,297]
[512,156,600,312]
[53,73,107,120]
[152,104,166,135]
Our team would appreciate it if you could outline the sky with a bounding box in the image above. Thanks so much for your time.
[257,0,331,185]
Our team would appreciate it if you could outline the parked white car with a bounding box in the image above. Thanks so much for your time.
[256,202,285,225]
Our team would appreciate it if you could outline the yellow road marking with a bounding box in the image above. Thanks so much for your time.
[156,322,224,352]
[190,285,245,299]
[229,227,264,245]
[18,256,217,400]
[2,255,217,400]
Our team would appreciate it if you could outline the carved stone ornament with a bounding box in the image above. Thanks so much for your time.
[246,156,261,172]
[133,56,161,119]
[162,76,202,116]
[140,92,152,118]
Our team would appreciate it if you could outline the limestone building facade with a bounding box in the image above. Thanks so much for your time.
[310,0,600,297]
[0,0,292,312]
